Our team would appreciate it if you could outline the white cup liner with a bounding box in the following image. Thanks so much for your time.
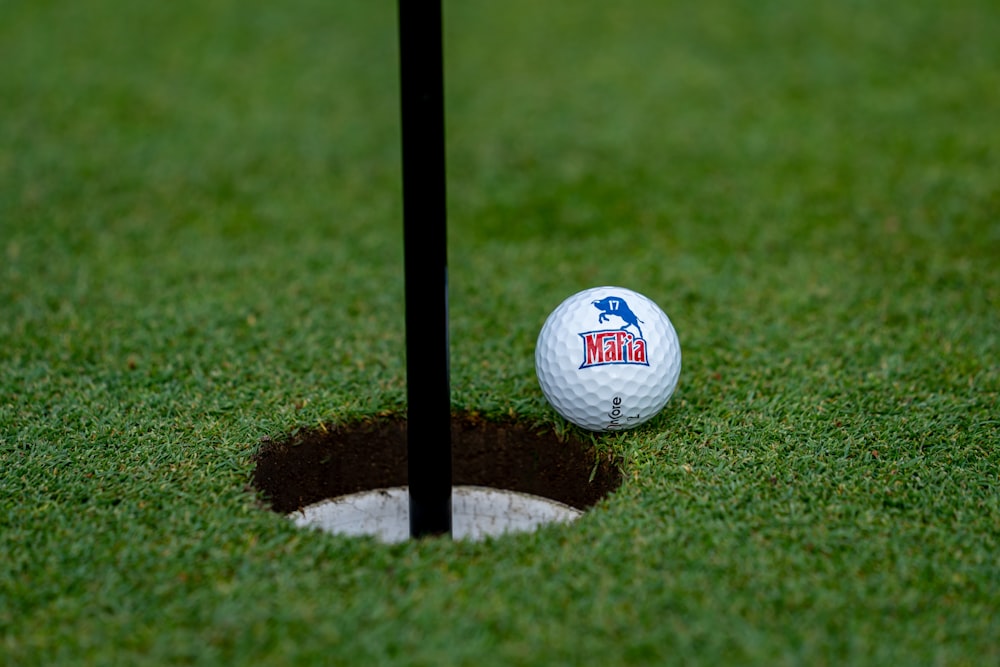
[289,485,583,543]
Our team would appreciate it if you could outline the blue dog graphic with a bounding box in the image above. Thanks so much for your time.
[592,296,643,339]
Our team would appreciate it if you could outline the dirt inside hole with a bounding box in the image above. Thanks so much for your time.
[252,412,623,514]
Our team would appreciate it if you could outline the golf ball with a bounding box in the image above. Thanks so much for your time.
[535,286,681,432]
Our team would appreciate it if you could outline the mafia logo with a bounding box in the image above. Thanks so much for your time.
[578,295,649,369]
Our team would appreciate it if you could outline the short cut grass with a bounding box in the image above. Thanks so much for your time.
[2,0,998,664]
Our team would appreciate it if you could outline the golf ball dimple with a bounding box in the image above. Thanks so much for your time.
[535,286,681,432]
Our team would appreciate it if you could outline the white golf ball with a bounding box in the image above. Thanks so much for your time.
[535,286,681,432]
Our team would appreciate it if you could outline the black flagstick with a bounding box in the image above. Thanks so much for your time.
[397,0,452,538]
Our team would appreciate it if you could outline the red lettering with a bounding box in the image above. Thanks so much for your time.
[584,333,604,366]
[631,338,646,363]
[580,330,650,368]
[603,331,624,363]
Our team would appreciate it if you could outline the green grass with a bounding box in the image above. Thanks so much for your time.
[2,0,998,664]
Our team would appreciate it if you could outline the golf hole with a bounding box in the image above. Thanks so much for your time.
[251,412,623,542]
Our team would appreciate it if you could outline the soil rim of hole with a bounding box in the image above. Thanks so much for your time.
[251,411,624,515]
